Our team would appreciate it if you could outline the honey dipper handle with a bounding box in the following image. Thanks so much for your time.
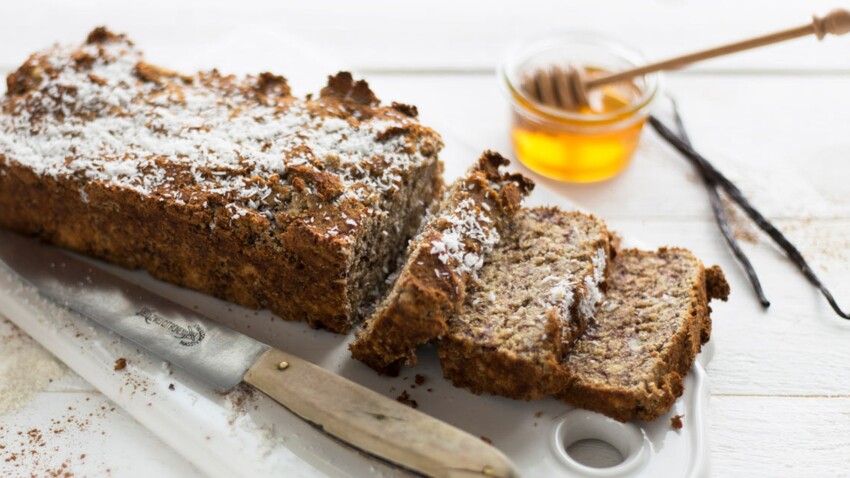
[586,8,850,89]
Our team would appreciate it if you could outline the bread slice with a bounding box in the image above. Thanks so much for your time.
[438,207,614,399]
[350,152,533,374]
[559,247,729,422]
[0,28,444,333]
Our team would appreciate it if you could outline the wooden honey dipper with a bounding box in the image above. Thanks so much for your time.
[524,8,850,110]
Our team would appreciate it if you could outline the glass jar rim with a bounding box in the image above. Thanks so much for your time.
[499,31,661,124]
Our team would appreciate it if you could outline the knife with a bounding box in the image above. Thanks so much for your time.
[0,229,518,478]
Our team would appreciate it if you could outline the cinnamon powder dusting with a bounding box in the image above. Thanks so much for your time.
[0,401,117,476]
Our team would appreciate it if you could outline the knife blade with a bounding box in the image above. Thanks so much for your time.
[0,229,519,478]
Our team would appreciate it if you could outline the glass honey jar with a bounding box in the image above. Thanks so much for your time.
[500,33,660,183]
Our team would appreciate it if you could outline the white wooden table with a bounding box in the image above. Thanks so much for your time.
[2,1,850,476]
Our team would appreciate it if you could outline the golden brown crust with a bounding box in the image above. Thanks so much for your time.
[350,151,534,374]
[438,332,568,400]
[134,61,194,85]
[705,264,731,301]
[0,158,441,334]
[350,229,459,375]
[320,71,379,106]
[86,26,127,45]
[390,102,418,118]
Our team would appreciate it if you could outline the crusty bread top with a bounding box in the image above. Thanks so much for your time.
[0,27,442,242]
[425,152,534,277]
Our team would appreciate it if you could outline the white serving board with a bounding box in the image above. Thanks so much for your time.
[0,27,711,478]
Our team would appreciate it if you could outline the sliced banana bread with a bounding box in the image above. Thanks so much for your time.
[559,247,729,422]
[349,151,533,375]
[438,207,614,399]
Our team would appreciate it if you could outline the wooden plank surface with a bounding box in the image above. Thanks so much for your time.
[710,396,850,477]
[1,1,849,476]
[3,0,850,73]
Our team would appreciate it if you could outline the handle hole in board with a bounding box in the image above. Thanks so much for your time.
[551,409,649,476]
[565,438,624,468]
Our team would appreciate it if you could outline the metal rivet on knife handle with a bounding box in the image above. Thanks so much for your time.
[277,361,289,370]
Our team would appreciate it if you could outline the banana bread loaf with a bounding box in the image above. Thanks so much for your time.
[0,28,443,333]
[350,152,533,374]
[559,247,729,422]
[438,207,614,399]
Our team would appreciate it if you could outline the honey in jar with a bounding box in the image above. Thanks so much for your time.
[500,34,659,183]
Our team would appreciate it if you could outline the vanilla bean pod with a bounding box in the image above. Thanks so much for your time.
[661,104,770,307]
[649,115,849,319]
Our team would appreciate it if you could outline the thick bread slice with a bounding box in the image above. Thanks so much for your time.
[559,248,729,422]
[350,151,533,375]
[438,207,614,400]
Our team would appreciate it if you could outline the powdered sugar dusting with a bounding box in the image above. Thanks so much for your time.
[0,32,437,223]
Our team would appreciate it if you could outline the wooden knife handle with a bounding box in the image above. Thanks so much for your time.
[244,348,519,478]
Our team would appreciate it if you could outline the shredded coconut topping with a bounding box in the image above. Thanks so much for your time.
[540,248,606,338]
[578,248,608,319]
[0,34,437,224]
[541,276,577,339]
[429,197,499,276]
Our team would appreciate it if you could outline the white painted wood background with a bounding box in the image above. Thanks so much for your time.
[2,0,850,476]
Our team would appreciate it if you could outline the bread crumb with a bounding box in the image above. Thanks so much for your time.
[113,358,127,371]
[480,436,492,445]
[671,414,684,430]
[414,374,426,386]
[395,391,418,409]
[534,411,543,418]
[168,383,175,391]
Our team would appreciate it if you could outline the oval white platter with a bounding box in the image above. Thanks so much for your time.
[0,27,711,478]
